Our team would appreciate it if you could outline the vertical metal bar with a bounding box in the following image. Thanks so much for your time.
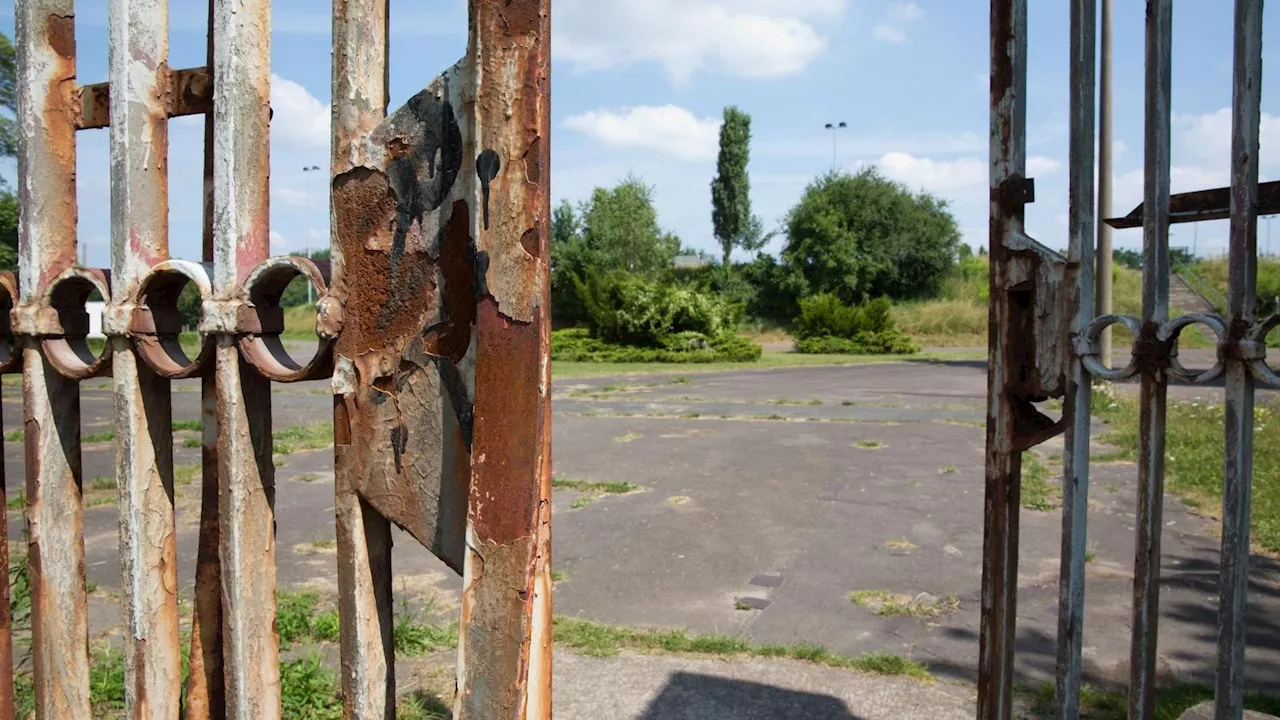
[980,0,1025,717]
[1055,0,1097,716]
[1215,2,1262,718]
[329,2,396,717]
[1096,0,1114,368]
[15,2,93,717]
[185,2,225,716]
[212,0,277,716]
[1130,1,1172,717]
[0,402,11,719]
[107,0,183,715]
[455,0,554,716]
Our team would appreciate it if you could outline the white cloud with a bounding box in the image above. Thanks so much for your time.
[270,74,329,148]
[878,152,985,193]
[1027,155,1062,175]
[887,1,924,24]
[563,105,721,161]
[275,187,310,208]
[875,1,923,44]
[553,0,847,82]
[873,26,907,44]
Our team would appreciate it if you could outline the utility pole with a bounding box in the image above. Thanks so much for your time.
[824,122,847,172]
[1096,0,1114,368]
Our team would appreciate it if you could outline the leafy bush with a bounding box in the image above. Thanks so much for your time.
[574,270,743,346]
[793,293,917,355]
[552,328,761,363]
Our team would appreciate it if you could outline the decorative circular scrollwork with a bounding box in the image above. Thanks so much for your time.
[0,273,21,375]
[41,268,114,380]
[1159,313,1227,385]
[236,255,334,383]
[1078,314,1141,381]
[127,260,216,379]
[1248,313,1280,388]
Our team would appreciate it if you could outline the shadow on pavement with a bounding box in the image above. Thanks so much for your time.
[639,672,863,720]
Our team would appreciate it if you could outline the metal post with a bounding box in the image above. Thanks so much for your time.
[1215,2,1263,718]
[15,3,93,717]
[1097,0,1113,367]
[1129,1,1172,717]
[980,1,1027,717]
[212,0,278,715]
[1055,1,1097,716]
[107,0,184,715]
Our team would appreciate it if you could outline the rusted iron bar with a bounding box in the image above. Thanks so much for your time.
[185,3,224,717]
[1105,181,1280,229]
[1129,1,1173,717]
[78,65,213,130]
[0,273,17,720]
[455,0,554,717]
[1215,2,1263,718]
[329,1,397,716]
[1055,0,1096,716]
[15,2,94,717]
[979,1,1028,718]
[211,0,278,716]
[106,0,183,716]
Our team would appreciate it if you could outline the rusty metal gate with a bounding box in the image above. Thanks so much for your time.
[984,0,1277,719]
[3,0,552,717]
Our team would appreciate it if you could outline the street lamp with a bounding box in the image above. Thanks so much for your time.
[824,122,847,172]
[301,165,324,304]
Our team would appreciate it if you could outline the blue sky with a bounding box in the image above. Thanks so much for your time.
[1,0,1279,268]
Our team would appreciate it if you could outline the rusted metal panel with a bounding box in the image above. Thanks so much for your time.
[330,2,397,716]
[78,66,213,131]
[210,0,278,716]
[1215,2,1263,718]
[106,1,184,717]
[15,2,94,717]
[455,0,554,717]
[1054,1,1097,717]
[1129,2,1173,718]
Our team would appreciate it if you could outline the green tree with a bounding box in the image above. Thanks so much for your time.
[710,106,766,270]
[0,32,16,272]
[781,168,960,304]
[579,174,680,276]
[551,199,591,326]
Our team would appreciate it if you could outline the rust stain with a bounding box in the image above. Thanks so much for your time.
[423,200,476,363]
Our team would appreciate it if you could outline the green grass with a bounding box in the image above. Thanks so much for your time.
[552,348,984,379]
[279,654,343,719]
[172,420,202,432]
[6,492,23,511]
[3,429,21,442]
[175,463,201,487]
[182,436,202,449]
[770,398,823,406]
[1027,680,1280,719]
[1021,452,1058,512]
[849,590,959,618]
[552,478,637,495]
[552,616,931,681]
[83,430,115,443]
[393,611,459,656]
[1095,392,1280,551]
[273,421,335,455]
[854,440,882,450]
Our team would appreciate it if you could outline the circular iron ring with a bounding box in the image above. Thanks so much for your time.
[236,255,334,383]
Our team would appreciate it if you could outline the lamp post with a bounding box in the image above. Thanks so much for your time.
[302,164,323,304]
[824,121,847,172]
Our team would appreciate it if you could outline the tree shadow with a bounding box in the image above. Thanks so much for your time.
[638,671,863,720]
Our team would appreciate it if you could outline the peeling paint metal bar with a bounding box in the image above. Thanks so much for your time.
[1129,1,1173,717]
[329,1,397,716]
[1104,180,1280,229]
[78,65,213,130]
[980,1,1028,717]
[455,1,554,716]
[106,0,184,716]
[14,2,95,717]
[1214,1,1263,718]
[211,0,278,716]
[1054,0,1096,716]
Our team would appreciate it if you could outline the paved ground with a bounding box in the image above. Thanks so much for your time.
[2,348,1279,717]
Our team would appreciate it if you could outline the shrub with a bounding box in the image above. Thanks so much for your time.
[552,328,761,364]
[793,293,917,355]
[573,269,743,346]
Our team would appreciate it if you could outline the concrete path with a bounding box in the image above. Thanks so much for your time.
[2,351,1279,710]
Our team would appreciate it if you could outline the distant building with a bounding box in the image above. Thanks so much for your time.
[672,254,714,271]
[86,300,106,339]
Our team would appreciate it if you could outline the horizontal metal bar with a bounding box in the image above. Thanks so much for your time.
[1104,180,1280,229]
[78,65,212,130]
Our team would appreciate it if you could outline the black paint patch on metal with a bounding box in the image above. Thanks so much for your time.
[476,149,501,230]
